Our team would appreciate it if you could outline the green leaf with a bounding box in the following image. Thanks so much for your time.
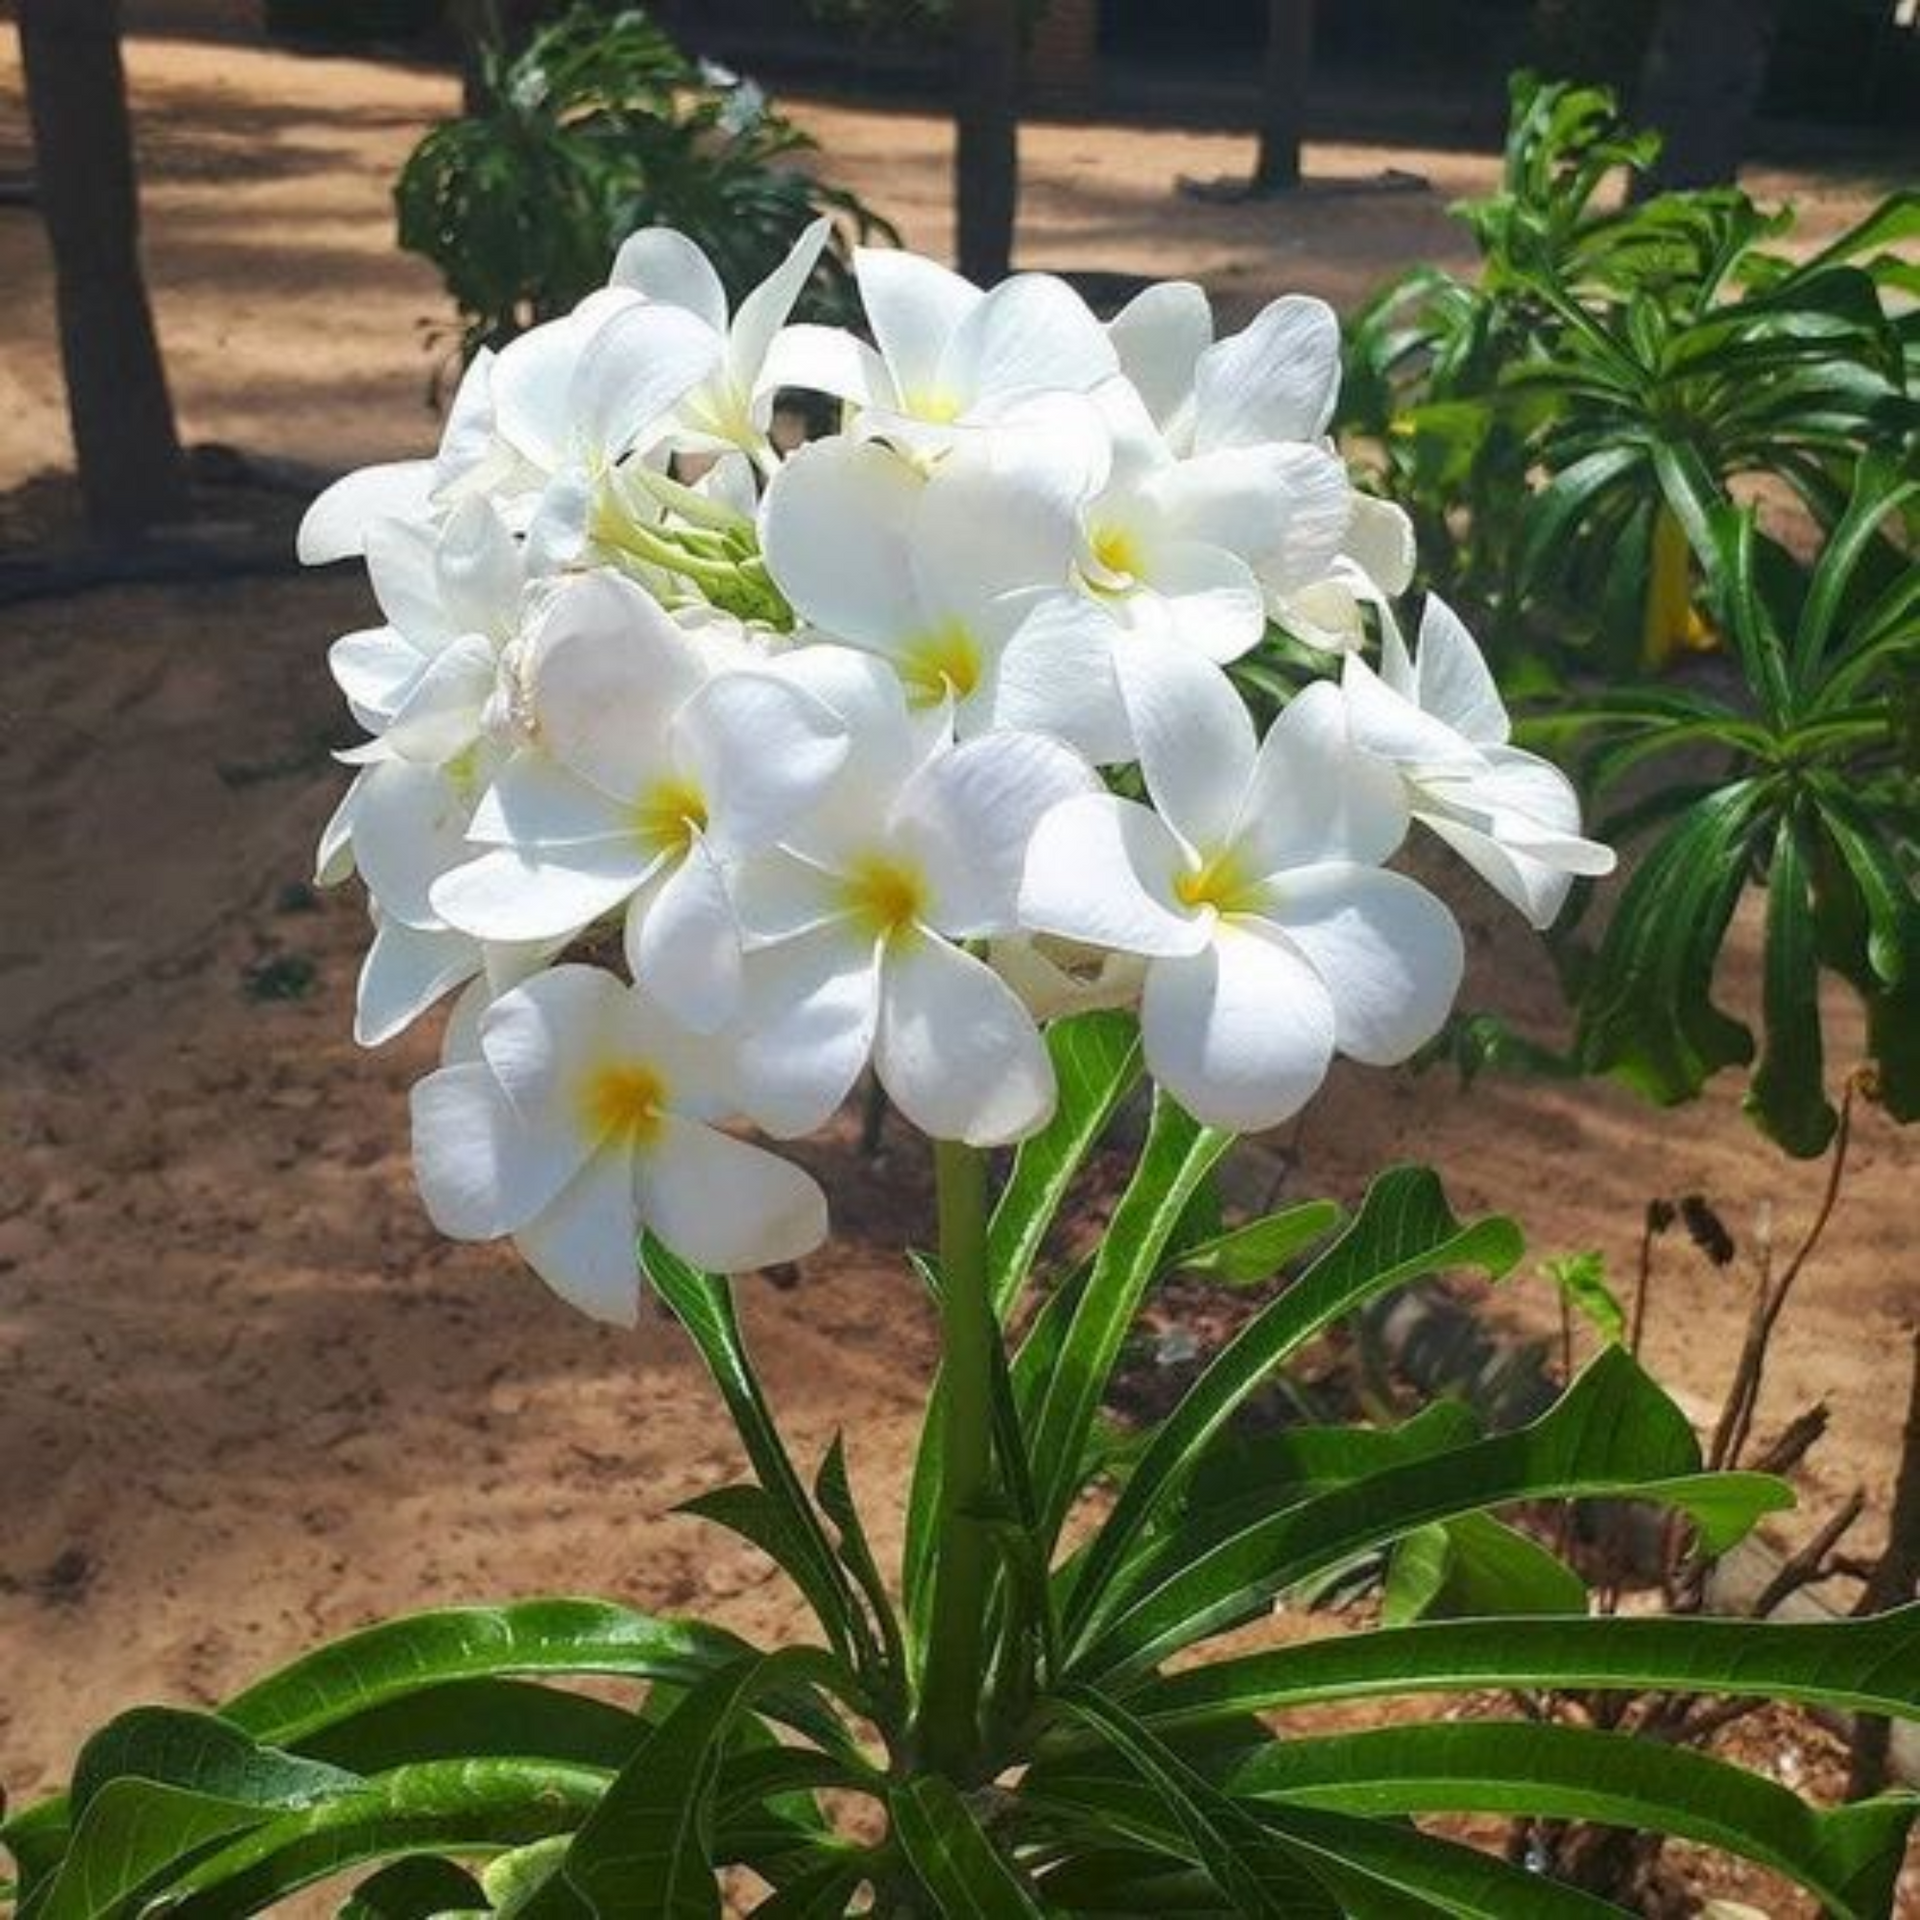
[481,1837,580,1919]
[1064,1169,1520,1643]
[1746,818,1839,1157]
[215,1600,775,1749]
[563,1648,856,1920]
[1381,1513,1588,1626]
[150,1760,610,1918]
[888,1776,1044,1917]
[747,1855,873,1916]
[645,1242,868,1674]
[1024,1091,1235,1538]
[1134,1603,1920,1733]
[1532,1251,1625,1346]
[1577,783,1762,1105]
[340,1856,488,1920]
[1165,1200,1343,1286]
[1228,1721,1916,1920]
[1077,1348,1788,1683]
[987,1010,1143,1318]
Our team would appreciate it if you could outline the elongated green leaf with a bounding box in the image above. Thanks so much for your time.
[988,1011,1143,1318]
[889,1777,1044,1917]
[813,1436,907,1695]
[677,1486,863,1667]
[1078,1348,1788,1683]
[216,1601,767,1748]
[644,1242,868,1672]
[1026,1093,1234,1537]
[748,1854,873,1916]
[481,1837,581,1919]
[1064,1169,1521,1640]
[1134,1603,1920,1732]
[159,1760,609,1918]
[297,1679,644,1777]
[341,1855,488,1920]
[1048,1684,1339,1916]
[1228,1721,1915,1919]
[1036,1850,1225,1912]
[1166,1200,1343,1287]
[563,1647,849,1920]
[1381,1513,1588,1626]
[1578,784,1762,1104]
[1747,818,1838,1156]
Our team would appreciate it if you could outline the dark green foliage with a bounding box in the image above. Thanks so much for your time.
[394,6,898,367]
[9,1016,1917,1914]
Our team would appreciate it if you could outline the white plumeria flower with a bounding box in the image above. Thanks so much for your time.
[328,498,524,762]
[609,218,830,468]
[769,248,1118,452]
[412,966,828,1324]
[297,347,506,563]
[759,434,1081,733]
[730,651,1096,1146]
[431,571,849,1032]
[1342,595,1616,930]
[1020,650,1463,1133]
[1107,282,1416,651]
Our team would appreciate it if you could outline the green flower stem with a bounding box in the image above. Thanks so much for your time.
[917,1137,996,1779]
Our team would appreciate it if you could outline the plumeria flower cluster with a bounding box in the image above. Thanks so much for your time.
[301,221,1612,1323]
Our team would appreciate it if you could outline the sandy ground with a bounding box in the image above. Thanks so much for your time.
[1,26,1916,1915]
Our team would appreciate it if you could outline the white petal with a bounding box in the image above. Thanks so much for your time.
[1112,641,1255,852]
[1019,791,1209,958]
[433,840,650,943]
[990,934,1148,1022]
[1192,294,1342,451]
[351,759,477,927]
[671,669,850,857]
[638,1119,828,1274]
[733,849,847,945]
[411,1059,583,1240]
[365,517,453,645]
[732,218,830,391]
[910,448,1082,613]
[1345,493,1416,597]
[468,754,627,850]
[734,930,881,1137]
[298,461,434,564]
[1109,280,1212,435]
[315,775,362,885]
[356,919,479,1047]
[628,839,743,1034]
[530,571,704,798]
[1342,653,1482,775]
[1263,865,1462,1065]
[941,273,1118,407]
[875,935,1055,1145]
[896,730,1097,936]
[478,963,628,1127]
[1232,678,1409,874]
[330,626,427,730]
[1143,443,1348,577]
[993,593,1133,759]
[857,247,980,404]
[436,495,524,638]
[493,310,598,475]
[380,632,496,765]
[760,438,923,648]
[572,301,725,463]
[1414,595,1509,747]
[1141,925,1336,1132]
[608,226,729,333]
[1140,540,1270,664]
[758,322,892,409]
[517,1146,645,1325]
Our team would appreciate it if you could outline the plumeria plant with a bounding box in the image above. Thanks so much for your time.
[8,229,1918,1918]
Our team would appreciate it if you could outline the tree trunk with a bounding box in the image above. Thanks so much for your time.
[1253,0,1315,193]
[19,0,189,539]
[1634,0,1784,194]
[954,0,1020,286]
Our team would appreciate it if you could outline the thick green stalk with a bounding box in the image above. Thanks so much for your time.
[917,1138,996,1779]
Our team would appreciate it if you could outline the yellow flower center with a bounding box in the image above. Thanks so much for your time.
[1088,522,1145,586]
[909,387,964,425]
[840,854,930,943]
[580,1061,669,1147]
[899,618,983,704]
[631,775,709,856]
[1174,850,1254,915]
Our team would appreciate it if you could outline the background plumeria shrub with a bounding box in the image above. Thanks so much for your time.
[7,231,1916,1918]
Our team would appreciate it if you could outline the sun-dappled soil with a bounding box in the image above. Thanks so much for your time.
[1,24,1915,1916]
